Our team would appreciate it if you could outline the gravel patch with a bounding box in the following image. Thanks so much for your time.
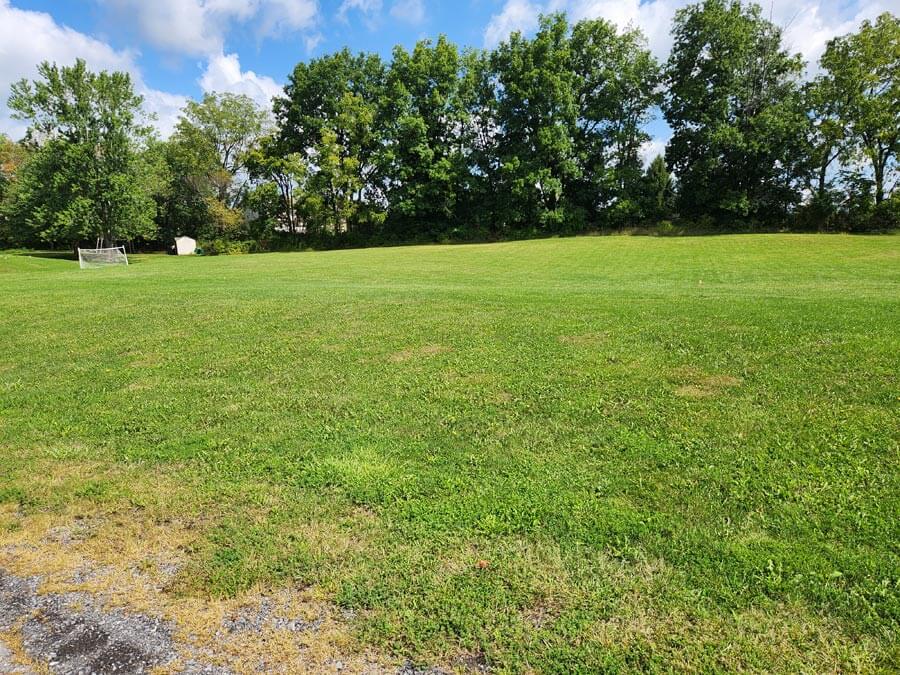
[0,568,226,674]
[0,639,36,674]
[0,566,467,673]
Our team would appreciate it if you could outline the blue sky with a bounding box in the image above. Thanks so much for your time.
[0,0,892,155]
[11,1,496,97]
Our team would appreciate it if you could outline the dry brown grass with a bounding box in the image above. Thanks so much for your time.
[389,344,452,363]
[672,366,743,398]
[582,556,885,673]
[558,332,608,347]
[0,462,401,675]
[0,626,51,674]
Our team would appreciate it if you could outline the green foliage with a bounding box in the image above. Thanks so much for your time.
[570,18,661,223]
[151,93,269,244]
[175,92,268,207]
[0,135,31,245]
[381,36,471,237]
[663,0,807,226]
[638,155,675,223]
[202,196,243,240]
[198,238,256,255]
[244,134,306,235]
[0,134,27,203]
[275,49,386,234]
[492,14,581,231]
[819,13,899,206]
[5,59,157,245]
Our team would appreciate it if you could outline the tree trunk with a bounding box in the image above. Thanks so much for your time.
[817,154,828,198]
[874,158,884,204]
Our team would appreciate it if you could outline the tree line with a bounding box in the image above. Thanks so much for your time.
[1,0,898,252]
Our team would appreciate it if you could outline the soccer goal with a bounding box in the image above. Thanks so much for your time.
[77,246,129,269]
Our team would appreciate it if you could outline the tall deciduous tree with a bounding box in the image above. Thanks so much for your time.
[174,92,268,207]
[570,18,660,222]
[245,134,307,235]
[275,50,386,232]
[663,0,806,225]
[382,36,472,237]
[801,75,846,204]
[820,13,899,205]
[0,135,30,244]
[6,59,157,246]
[638,155,675,223]
[492,14,581,231]
[455,49,502,235]
[0,135,27,194]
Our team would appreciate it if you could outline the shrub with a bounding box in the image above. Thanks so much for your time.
[868,194,900,232]
[199,238,256,255]
[656,220,680,236]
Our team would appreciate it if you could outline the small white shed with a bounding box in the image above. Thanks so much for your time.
[174,236,197,255]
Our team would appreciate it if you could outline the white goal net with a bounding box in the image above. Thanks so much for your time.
[77,246,129,269]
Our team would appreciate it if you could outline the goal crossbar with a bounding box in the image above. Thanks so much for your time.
[77,246,129,269]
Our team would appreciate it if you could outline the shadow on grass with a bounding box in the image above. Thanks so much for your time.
[6,249,153,265]
[11,250,77,261]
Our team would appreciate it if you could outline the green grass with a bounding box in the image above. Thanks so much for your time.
[1,234,898,671]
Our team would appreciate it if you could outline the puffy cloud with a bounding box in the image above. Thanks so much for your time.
[484,0,541,48]
[773,0,891,71]
[390,0,426,25]
[485,0,680,55]
[142,89,189,138]
[0,0,185,139]
[0,0,295,139]
[198,52,283,109]
[98,0,319,56]
[555,0,681,58]
[256,0,319,38]
[484,0,888,65]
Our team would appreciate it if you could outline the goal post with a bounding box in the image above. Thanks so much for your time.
[77,246,129,269]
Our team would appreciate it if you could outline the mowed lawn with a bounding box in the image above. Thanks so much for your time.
[1,234,898,671]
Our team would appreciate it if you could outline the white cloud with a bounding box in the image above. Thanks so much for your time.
[338,0,383,28]
[0,0,185,139]
[390,0,426,25]
[100,0,240,56]
[98,0,319,56]
[304,32,325,52]
[556,0,680,58]
[141,89,189,138]
[0,1,297,139]
[639,136,668,167]
[774,0,890,71]
[488,0,680,56]
[255,0,320,39]
[198,52,283,109]
[484,0,541,48]
[484,0,888,65]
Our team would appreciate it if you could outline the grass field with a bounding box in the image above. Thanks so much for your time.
[1,234,898,672]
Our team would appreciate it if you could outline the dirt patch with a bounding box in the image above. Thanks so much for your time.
[452,652,489,673]
[490,391,514,405]
[128,353,163,368]
[673,367,743,398]
[389,345,452,363]
[558,332,607,347]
